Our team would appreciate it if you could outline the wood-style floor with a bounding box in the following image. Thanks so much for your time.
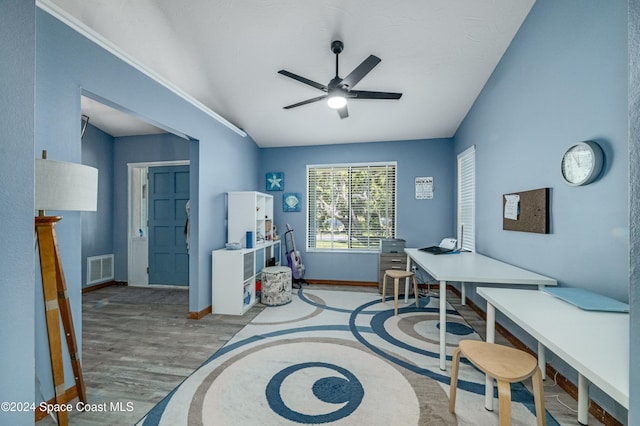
[39,285,265,425]
[38,284,602,425]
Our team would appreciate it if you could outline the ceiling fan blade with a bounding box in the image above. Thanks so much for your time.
[340,55,381,89]
[283,95,327,109]
[337,105,349,119]
[278,70,327,92]
[348,90,402,100]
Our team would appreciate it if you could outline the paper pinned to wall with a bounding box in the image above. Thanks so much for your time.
[504,194,520,220]
[415,176,433,199]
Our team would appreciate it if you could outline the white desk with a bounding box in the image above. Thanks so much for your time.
[404,248,557,370]
[478,287,629,425]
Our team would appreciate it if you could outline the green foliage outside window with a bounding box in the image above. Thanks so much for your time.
[307,163,396,250]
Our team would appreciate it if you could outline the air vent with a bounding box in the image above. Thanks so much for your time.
[87,254,114,285]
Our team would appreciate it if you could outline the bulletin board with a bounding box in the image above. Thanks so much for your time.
[502,187,549,234]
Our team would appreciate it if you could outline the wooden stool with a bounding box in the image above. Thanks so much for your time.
[381,269,419,316]
[449,340,546,426]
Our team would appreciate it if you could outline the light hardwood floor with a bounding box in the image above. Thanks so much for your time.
[39,285,265,425]
[38,284,602,425]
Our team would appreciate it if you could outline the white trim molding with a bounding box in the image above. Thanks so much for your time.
[36,0,247,138]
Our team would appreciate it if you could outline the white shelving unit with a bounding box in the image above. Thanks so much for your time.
[212,241,281,315]
[213,191,280,315]
[227,191,274,248]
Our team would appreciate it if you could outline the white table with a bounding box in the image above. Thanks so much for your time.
[478,287,629,425]
[404,248,557,370]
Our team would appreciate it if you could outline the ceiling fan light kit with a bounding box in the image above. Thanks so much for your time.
[278,40,402,119]
[327,94,347,109]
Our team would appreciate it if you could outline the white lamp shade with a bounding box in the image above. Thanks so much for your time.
[35,159,98,212]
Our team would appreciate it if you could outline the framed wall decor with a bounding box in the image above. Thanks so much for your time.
[266,172,284,191]
[283,192,301,212]
[415,176,433,199]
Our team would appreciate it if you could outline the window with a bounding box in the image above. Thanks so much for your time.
[307,162,397,251]
[457,146,475,252]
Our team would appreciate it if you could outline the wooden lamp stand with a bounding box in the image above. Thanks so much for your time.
[35,215,87,425]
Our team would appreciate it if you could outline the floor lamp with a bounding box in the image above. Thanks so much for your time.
[35,152,98,425]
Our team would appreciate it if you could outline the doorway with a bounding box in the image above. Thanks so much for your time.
[127,161,190,287]
[80,91,193,290]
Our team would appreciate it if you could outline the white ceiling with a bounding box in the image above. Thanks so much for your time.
[81,96,166,137]
[48,0,535,147]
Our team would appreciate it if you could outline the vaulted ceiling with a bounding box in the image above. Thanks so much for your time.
[46,0,535,147]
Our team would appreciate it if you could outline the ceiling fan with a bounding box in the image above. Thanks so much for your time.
[278,40,402,119]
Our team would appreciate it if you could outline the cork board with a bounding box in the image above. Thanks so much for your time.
[502,188,549,234]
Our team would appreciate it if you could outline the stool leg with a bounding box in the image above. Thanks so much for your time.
[496,380,512,426]
[449,347,461,414]
[532,368,546,426]
[382,273,388,304]
[393,277,399,316]
[413,274,419,308]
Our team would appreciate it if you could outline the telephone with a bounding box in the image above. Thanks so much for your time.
[439,238,457,250]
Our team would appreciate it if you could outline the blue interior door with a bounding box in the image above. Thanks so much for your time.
[148,165,190,286]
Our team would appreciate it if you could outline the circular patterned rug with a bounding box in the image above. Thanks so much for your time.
[138,289,555,426]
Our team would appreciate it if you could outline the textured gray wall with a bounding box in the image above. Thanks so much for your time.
[0,2,35,423]
[628,0,639,423]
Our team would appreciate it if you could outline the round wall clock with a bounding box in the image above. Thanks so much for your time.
[560,140,604,186]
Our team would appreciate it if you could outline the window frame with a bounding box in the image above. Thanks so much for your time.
[306,161,397,253]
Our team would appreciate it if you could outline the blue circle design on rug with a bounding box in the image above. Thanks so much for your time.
[313,377,352,403]
[266,361,364,423]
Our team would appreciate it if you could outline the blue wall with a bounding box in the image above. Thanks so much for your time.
[0,1,36,423]
[33,8,259,404]
[81,123,115,286]
[454,0,628,420]
[260,138,454,281]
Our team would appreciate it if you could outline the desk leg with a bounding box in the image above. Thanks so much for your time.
[460,282,466,305]
[405,259,411,304]
[439,280,447,371]
[578,374,589,425]
[485,303,496,410]
[535,287,547,381]
[486,303,496,343]
[537,342,546,380]
[404,277,410,304]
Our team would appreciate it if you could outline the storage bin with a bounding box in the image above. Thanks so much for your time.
[261,266,292,306]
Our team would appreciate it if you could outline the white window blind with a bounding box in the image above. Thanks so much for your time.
[307,162,397,251]
[457,146,475,252]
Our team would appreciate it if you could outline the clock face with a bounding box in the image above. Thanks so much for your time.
[561,141,603,186]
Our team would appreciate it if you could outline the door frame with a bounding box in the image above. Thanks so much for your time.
[127,160,189,287]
